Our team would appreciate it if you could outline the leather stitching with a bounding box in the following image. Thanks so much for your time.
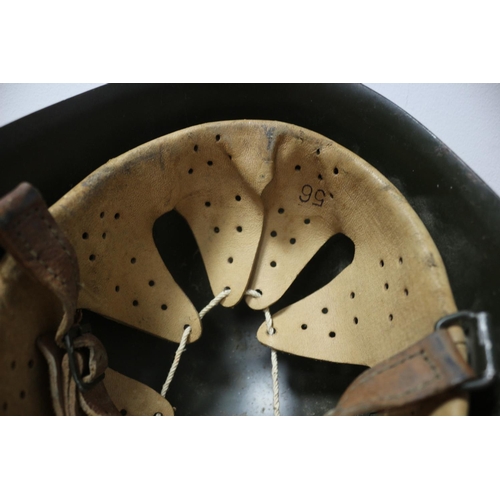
[341,348,442,406]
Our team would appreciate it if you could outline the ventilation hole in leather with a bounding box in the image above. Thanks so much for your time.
[236,226,243,232]
[100,212,105,219]
[28,359,34,368]
[120,409,127,416]
[295,165,301,171]
[215,134,221,141]
[270,261,277,267]
[350,292,355,299]
[228,257,234,264]
[114,213,120,219]
[270,230,277,237]
[194,145,198,152]
[82,232,89,239]
[404,288,409,296]
[278,208,284,214]
[153,210,216,310]
[301,324,308,330]
[316,148,321,155]
[102,233,106,239]
[270,233,355,313]
[205,201,211,207]
[115,285,120,292]
[188,168,194,174]
[133,300,139,307]
[11,361,16,370]
[329,332,336,338]
[334,167,339,175]
[322,308,328,314]
[20,390,25,399]
[290,238,296,245]
[304,218,310,225]
[161,304,167,310]
[380,259,384,267]
[89,254,96,261]
[214,227,220,233]
[228,155,232,160]
[354,317,359,324]
[384,283,389,290]
[149,280,155,287]
[207,161,213,166]
[235,195,241,201]
[389,314,393,321]
[131,257,136,264]
[399,257,403,264]
[329,192,334,199]
[318,174,323,180]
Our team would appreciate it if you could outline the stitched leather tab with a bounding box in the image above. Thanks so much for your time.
[0,183,79,345]
[329,328,476,416]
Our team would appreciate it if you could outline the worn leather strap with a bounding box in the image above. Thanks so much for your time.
[38,332,174,416]
[67,332,120,416]
[0,183,151,416]
[39,330,122,416]
[0,183,79,345]
[329,328,475,416]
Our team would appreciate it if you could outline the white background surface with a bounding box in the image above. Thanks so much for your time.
[1,83,499,197]
[1,2,499,490]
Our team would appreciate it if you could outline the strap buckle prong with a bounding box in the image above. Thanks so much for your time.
[435,311,496,391]
[64,324,104,393]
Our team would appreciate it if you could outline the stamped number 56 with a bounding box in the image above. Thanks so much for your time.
[299,185,326,207]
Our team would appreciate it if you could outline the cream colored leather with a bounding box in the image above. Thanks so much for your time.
[250,129,459,367]
[1,120,466,415]
[0,255,61,415]
[104,369,174,416]
[50,120,461,352]
[51,122,276,343]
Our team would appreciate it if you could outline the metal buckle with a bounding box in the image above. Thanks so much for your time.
[435,311,496,391]
[64,324,105,393]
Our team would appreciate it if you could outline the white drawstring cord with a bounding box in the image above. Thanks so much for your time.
[246,289,280,416]
[161,287,231,397]
[161,286,280,417]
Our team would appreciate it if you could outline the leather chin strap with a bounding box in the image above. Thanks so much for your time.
[0,183,173,416]
[0,182,79,346]
[328,328,475,416]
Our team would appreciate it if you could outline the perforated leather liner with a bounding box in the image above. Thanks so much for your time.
[51,120,462,365]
